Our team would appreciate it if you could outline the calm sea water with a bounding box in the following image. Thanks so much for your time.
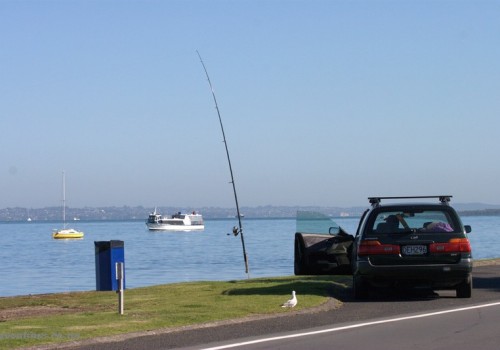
[0,216,498,297]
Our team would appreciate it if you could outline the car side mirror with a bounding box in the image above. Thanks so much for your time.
[329,226,340,235]
[464,225,471,233]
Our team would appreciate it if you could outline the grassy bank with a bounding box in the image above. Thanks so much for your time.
[0,275,350,349]
[3,258,496,349]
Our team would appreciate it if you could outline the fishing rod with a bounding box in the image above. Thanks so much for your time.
[196,50,250,277]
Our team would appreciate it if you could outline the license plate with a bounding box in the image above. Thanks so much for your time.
[402,245,427,255]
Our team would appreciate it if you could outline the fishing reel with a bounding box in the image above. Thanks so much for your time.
[227,226,240,236]
[232,226,240,236]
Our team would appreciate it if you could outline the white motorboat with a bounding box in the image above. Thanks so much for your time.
[146,209,204,231]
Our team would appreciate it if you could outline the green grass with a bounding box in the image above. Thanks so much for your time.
[0,275,350,349]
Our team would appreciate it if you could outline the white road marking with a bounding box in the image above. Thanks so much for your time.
[202,301,500,350]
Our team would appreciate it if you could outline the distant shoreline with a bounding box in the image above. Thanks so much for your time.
[1,205,500,222]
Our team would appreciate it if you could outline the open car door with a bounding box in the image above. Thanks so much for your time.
[294,211,354,275]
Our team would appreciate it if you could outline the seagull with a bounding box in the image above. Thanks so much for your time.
[281,291,297,308]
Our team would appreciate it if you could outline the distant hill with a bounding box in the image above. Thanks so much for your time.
[457,208,500,216]
[450,203,500,211]
[0,205,366,222]
[1,203,499,222]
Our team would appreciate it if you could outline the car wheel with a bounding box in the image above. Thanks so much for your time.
[456,277,472,298]
[353,275,369,299]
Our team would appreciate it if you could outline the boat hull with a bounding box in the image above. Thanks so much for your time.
[52,229,84,239]
[146,223,205,231]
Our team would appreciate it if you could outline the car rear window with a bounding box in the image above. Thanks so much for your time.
[370,209,460,234]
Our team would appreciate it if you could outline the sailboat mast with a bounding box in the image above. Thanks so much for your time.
[62,170,66,228]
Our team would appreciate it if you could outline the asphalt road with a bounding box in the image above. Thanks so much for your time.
[58,264,500,350]
[197,302,500,350]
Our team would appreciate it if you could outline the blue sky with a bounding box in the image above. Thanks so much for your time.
[1,0,499,209]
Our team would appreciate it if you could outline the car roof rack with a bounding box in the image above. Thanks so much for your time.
[368,195,452,207]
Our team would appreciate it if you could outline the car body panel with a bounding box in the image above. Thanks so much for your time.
[294,232,353,275]
[294,211,354,275]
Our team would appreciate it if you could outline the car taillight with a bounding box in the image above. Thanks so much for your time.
[358,240,400,256]
[429,238,471,253]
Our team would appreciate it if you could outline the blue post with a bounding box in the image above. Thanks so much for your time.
[94,240,125,291]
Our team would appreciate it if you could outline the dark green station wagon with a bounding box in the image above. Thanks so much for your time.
[294,196,473,299]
